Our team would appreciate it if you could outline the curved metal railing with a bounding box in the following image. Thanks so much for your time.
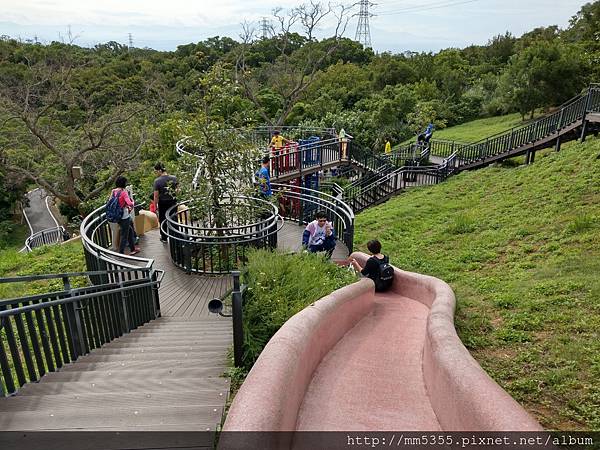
[272,182,354,254]
[162,196,282,275]
[345,152,458,213]
[171,126,356,273]
[80,205,162,316]
[24,226,65,252]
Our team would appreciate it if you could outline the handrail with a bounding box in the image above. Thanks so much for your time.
[0,277,161,317]
[0,268,163,396]
[24,225,65,252]
[0,268,152,284]
[80,204,153,270]
[453,85,600,167]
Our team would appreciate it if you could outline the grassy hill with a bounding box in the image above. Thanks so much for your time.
[0,241,86,299]
[398,113,525,147]
[354,136,600,430]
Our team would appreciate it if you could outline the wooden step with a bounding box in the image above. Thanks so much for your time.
[106,337,231,346]
[79,350,225,361]
[58,359,226,372]
[40,367,226,382]
[124,329,232,336]
[88,345,226,355]
[0,404,223,431]
[16,377,229,396]
[0,390,226,412]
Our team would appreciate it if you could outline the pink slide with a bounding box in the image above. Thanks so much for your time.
[222,252,541,442]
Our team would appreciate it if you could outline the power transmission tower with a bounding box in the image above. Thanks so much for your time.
[128,33,133,50]
[259,17,270,40]
[355,0,374,48]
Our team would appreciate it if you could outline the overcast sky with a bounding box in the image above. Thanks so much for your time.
[0,0,588,53]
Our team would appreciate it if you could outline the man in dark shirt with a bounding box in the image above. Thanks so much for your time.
[153,163,178,242]
[349,239,394,292]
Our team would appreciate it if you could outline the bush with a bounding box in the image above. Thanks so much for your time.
[241,249,358,369]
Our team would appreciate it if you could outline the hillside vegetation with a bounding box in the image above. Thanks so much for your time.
[0,241,86,299]
[354,137,600,430]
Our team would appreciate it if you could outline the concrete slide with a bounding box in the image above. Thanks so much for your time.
[221,252,541,447]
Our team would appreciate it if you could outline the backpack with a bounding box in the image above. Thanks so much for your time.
[375,257,394,292]
[105,191,124,223]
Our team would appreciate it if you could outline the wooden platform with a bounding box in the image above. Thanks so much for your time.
[138,229,231,318]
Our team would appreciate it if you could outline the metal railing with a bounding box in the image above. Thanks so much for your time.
[80,204,162,315]
[272,182,355,254]
[451,85,600,167]
[346,153,458,213]
[268,137,351,180]
[0,269,163,396]
[163,196,282,275]
[24,226,66,252]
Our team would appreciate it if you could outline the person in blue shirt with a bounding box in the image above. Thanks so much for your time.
[417,123,434,145]
[256,156,272,198]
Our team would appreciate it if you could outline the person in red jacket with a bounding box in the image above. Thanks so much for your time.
[111,176,140,255]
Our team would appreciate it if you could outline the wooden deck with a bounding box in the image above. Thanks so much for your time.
[0,222,345,446]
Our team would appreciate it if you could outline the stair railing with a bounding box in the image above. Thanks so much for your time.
[0,269,163,396]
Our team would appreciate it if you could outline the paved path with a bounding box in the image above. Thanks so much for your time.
[23,188,59,234]
[296,292,441,430]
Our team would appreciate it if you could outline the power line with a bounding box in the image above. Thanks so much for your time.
[355,0,374,48]
[378,0,481,16]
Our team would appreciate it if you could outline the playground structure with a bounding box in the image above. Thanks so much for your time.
[3,85,600,445]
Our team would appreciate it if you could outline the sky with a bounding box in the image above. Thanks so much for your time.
[0,0,588,53]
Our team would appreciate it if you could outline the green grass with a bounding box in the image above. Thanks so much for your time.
[241,249,358,369]
[355,136,600,430]
[0,241,87,299]
[398,113,525,147]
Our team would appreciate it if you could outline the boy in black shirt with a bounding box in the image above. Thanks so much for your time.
[349,240,394,292]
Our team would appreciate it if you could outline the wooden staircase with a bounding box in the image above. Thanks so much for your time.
[0,317,231,433]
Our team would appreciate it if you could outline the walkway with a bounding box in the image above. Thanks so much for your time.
[0,229,232,437]
[23,188,59,234]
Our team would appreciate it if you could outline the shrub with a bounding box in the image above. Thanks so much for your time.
[241,249,358,369]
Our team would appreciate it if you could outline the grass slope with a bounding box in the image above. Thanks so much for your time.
[398,113,524,147]
[354,137,600,430]
[0,241,86,299]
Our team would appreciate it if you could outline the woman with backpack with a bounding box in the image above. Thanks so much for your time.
[349,239,394,292]
[108,176,140,256]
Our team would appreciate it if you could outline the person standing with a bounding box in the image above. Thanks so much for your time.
[385,140,392,154]
[153,163,178,243]
[269,130,290,155]
[111,176,139,255]
[256,156,272,198]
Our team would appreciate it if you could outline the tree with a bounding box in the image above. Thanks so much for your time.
[564,1,600,47]
[234,1,353,126]
[0,46,152,213]
[175,63,262,226]
[496,41,586,119]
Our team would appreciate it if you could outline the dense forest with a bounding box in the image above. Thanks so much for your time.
[0,1,599,242]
